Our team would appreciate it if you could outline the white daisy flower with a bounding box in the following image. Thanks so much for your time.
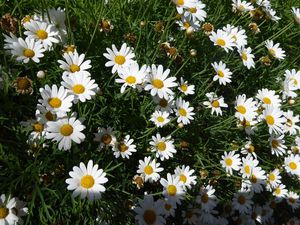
[232,191,253,215]
[116,63,147,93]
[3,32,18,52]
[45,114,85,151]
[178,77,195,95]
[160,173,185,205]
[24,20,59,50]
[0,194,18,225]
[269,134,287,157]
[284,154,300,176]
[256,88,281,108]
[242,166,266,193]
[265,8,281,22]
[36,104,57,124]
[176,15,200,33]
[65,160,108,201]
[153,95,174,113]
[292,7,300,24]
[150,133,176,161]
[209,29,235,52]
[144,64,177,100]
[284,69,300,90]
[283,110,300,135]
[172,0,198,14]
[112,135,136,159]
[61,72,98,102]
[220,151,241,175]
[241,141,257,159]
[211,61,232,86]
[14,197,28,224]
[150,110,170,128]
[58,51,92,77]
[232,0,254,13]
[11,37,45,63]
[39,84,74,117]
[266,169,281,189]
[137,156,164,183]
[262,106,286,135]
[282,77,298,100]
[162,199,177,217]
[286,191,300,211]
[223,24,247,48]
[240,154,259,178]
[237,119,258,136]
[174,165,197,190]
[134,195,165,225]
[273,184,288,200]
[103,43,136,73]
[175,97,195,125]
[235,94,258,122]
[238,46,255,69]
[265,40,286,60]
[94,127,117,149]
[183,1,207,22]
[196,185,218,212]
[203,92,228,116]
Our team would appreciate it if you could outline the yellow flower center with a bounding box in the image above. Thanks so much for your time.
[237,105,246,114]
[225,158,233,166]
[157,142,166,151]
[143,210,156,225]
[263,97,271,105]
[167,185,177,196]
[144,165,153,175]
[72,84,85,94]
[250,174,257,183]
[23,48,35,58]
[217,70,224,77]
[177,0,184,5]
[183,22,190,29]
[45,111,55,121]
[115,55,126,65]
[189,7,197,13]
[292,146,299,154]
[269,48,276,57]
[70,64,80,73]
[266,115,275,125]
[36,29,48,40]
[244,165,251,174]
[101,134,112,145]
[64,45,76,53]
[179,108,187,117]
[179,174,187,183]
[269,173,275,182]
[22,15,31,23]
[275,187,281,195]
[289,198,296,204]
[216,38,226,47]
[80,175,95,189]
[60,124,74,136]
[248,144,255,153]
[238,196,246,205]
[118,143,128,152]
[125,76,136,84]
[33,122,44,133]
[271,140,279,149]
[291,78,298,86]
[211,100,220,108]
[241,52,248,61]
[0,207,8,219]
[157,116,165,123]
[289,162,297,170]
[201,193,209,203]
[287,119,293,127]
[48,97,62,108]
[180,84,188,92]
[152,79,164,89]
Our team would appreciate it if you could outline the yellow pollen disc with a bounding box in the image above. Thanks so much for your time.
[33,123,44,133]
[211,100,220,108]
[291,78,298,86]
[263,97,271,105]
[241,52,248,61]
[118,143,128,152]
[238,5,245,11]
[201,193,209,203]
[17,78,31,90]
[72,84,85,94]
[64,46,76,53]
[292,147,299,154]
[266,115,275,125]
[179,174,187,183]
[250,175,257,183]
[157,142,166,151]
[152,79,164,89]
[143,210,156,225]
[125,76,136,84]
[101,134,112,145]
[275,188,281,195]
[0,207,9,219]
[167,185,177,196]
[164,204,172,210]
[144,165,153,175]
[216,38,226,47]
[22,15,31,23]
[183,22,190,29]
[269,48,276,57]
[80,175,95,189]
[36,29,48,40]
[45,111,55,121]
[269,173,275,182]
[238,196,246,205]
[179,107,187,117]
[232,35,237,41]
[189,7,197,13]
[157,116,165,123]
[248,144,255,153]
[271,140,279,149]
[23,48,35,58]
[70,64,80,73]
[159,99,168,107]
[289,162,297,170]
[237,105,246,114]
[225,158,232,166]
[217,70,225,77]
[244,165,251,174]
[48,97,62,108]
[115,55,126,65]
[180,84,188,92]
[60,124,74,136]
[287,119,293,127]
[177,0,184,5]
